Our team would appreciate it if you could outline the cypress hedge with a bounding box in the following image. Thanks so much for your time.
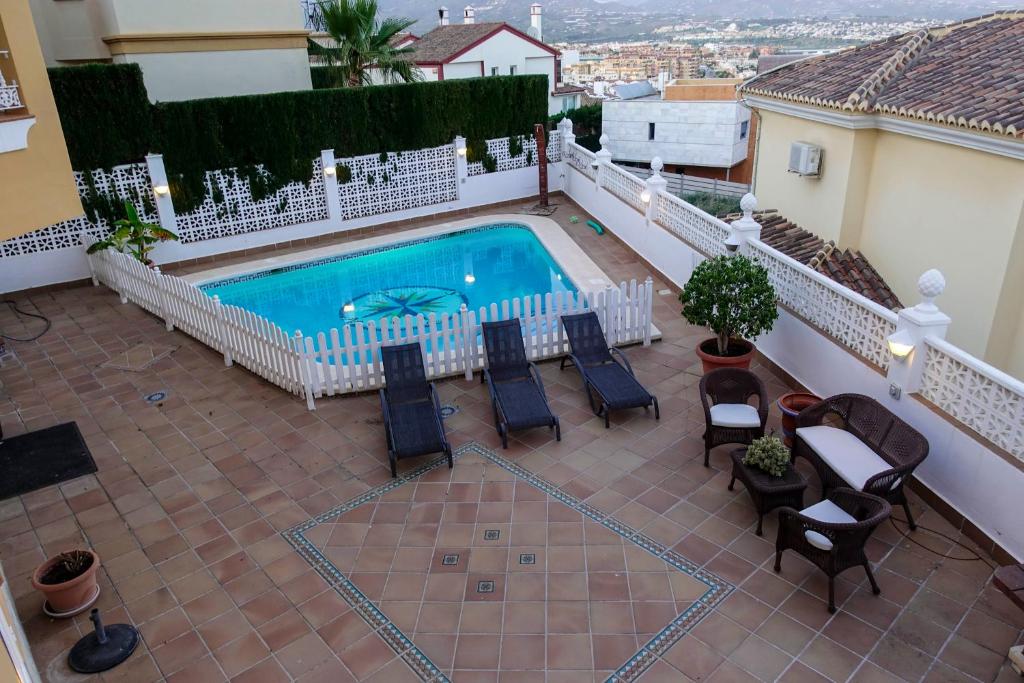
[48,64,549,211]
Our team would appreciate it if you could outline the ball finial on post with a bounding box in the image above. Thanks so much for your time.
[916,269,946,312]
[740,192,757,219]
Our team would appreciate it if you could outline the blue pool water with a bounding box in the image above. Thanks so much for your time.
[200,224,578,337]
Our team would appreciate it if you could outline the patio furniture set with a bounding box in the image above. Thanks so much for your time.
[378,309,930,614]
[700,373,929,612]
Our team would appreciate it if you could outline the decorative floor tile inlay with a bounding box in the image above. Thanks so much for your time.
[282,443,731,682]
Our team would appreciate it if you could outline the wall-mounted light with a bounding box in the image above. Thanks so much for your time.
[464,274,476,284]
[886,330,915,361]
[640,190,652,203]
[323,165,337,176]
[153,184,170,196]
[342,303,355,313]
[724,234,741,253]
[457,146,467,157]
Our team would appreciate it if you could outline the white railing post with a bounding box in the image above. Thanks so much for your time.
[644,156,667,225]
[145,154,178,237]
[727,193,761,255]
[460,303,473,380]
[453,137,468,200]
[321,149,343,228]
[294,330,317,411]
[152,267,174,332]
[212,295,233,367]
[113,254,128,304]
[595,134,612,190]
[643,276,653,346]
[82,235,99,287]
[886,270,951,396]
[557,117,575,153]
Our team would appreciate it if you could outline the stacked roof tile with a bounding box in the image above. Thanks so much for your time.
[724,210,904,311]
[741,12,1024,139]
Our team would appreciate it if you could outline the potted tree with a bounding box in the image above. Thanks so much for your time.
[31,549,101,617]
[86,201,178,266]
[680,254,778,373]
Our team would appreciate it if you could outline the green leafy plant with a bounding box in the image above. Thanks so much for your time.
[679,254,778,356]
[481,154,497,174]
[682,191,742,217]
[306,0,420,88]
[86,201,178,264]
[508,135,524,157]
[743,435,790,477]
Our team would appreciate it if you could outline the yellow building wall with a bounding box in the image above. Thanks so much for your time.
[664,78,742,102]
[858,132,1024,361]
[752,110,875,247]
[0,0,82,242]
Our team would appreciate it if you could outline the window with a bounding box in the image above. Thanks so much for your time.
[740,121,749,140]
[509,66,517,76]
[490,66,499,76]
[648,123,655,141]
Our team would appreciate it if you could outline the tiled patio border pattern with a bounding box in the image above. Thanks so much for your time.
[282,443,733,682]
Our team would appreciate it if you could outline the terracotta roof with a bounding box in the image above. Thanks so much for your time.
[741,12,1024,139]
[552,84,587,95]
[725,210,904,310]
[408,23,506,63]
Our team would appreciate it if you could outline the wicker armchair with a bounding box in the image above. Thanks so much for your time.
[793,393,928,529]
[699,368,769,467]
[774,488,891,612]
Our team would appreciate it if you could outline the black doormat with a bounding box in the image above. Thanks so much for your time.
[0,422,97,500]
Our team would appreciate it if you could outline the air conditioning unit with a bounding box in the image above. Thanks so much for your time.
[788,141,821,176]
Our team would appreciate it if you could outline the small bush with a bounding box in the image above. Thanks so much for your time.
[743,436,790,477]
[682,192,742,217]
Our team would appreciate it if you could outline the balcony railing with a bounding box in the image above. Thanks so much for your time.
[0,50,24,112]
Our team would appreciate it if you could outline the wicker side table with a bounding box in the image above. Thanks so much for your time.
[729,447,808,535]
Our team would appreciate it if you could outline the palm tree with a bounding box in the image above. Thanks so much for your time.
[308,0,420,87]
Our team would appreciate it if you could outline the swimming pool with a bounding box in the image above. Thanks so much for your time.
[199,224,578,336]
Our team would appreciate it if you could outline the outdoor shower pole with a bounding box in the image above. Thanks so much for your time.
[534,123,548,207]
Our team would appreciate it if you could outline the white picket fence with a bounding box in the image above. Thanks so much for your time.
[84,237,655,410]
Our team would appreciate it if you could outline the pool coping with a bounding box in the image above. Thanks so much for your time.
[181,214,616,296]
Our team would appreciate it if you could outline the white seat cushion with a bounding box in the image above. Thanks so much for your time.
[796,425,894,491]
[710,403,761,429]
[800,499,856,551]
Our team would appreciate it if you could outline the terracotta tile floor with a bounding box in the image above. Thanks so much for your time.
[1,198,1021,682]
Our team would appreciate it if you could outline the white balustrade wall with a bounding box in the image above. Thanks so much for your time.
[560,125,1024,559]
[467,131,562,177]
[84,237,654,411]
[0,135,564,293]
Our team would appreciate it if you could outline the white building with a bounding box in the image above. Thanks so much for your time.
[600,81,751,172]
[403,5,585,116]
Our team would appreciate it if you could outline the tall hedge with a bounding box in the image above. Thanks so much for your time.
[48,64,153,171]
[48,64,549,211]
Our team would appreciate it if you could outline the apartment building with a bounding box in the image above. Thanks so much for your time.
[741,12,1024,376]
[27,0,312,102]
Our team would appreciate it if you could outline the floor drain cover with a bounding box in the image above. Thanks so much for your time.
[144,391,167,403]
[440,404,459,419]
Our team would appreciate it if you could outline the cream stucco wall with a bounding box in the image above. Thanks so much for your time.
[0,0,82,242]
[752,104,1024,376]
[752,109,875,247]
[857,132,1024,360]
[119,48,312,102]
[96,0,304,34]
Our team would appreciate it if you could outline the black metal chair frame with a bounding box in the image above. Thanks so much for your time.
[481,319,560,449]
[559,312,659,428]
[774,487,891,613]
[379,342,453,478]
[698,367,769,467]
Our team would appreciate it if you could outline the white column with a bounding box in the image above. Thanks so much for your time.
[727,192,761,255]
[145,154,177,235]
[595,133,612,190]
[321,149,343,228]
[643,156,667,224]
[454,137,468,200]
[886,269,951,396]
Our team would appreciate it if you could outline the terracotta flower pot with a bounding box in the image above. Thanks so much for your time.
[31,550,100,616]
[695,338,755,374]
[777,392,822,447]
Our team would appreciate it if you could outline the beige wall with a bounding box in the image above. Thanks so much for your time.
[752,109,875,247]
[752,105,1024,375]
[664,78,742,102]
[0,0,82,241]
